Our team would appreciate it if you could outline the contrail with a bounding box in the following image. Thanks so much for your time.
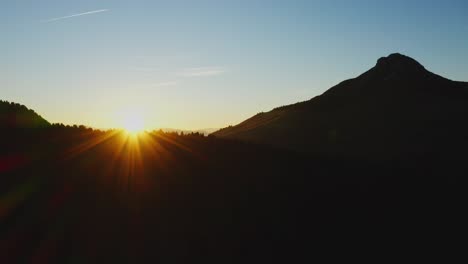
[43,9,109,22]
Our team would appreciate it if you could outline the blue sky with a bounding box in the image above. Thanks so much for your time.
[2,0,468,129]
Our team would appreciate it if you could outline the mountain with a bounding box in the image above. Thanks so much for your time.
[213,53,468,158]
[0,100,50,128]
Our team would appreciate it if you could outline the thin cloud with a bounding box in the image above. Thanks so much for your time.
[43,9,109,23]
[180,67,226,77]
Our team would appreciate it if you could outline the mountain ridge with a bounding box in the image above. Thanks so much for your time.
[212,53,468,157]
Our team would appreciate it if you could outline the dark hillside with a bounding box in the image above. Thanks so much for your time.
[0,100,50,129]
[1,123,464,262]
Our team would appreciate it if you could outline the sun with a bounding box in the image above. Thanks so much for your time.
[121,111,145,134]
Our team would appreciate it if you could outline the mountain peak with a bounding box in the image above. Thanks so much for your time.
[374,53,426,75]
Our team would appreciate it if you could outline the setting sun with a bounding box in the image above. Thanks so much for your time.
[120,109,146,134]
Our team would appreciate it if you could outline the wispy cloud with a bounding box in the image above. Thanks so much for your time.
[180,67,226,77]
[43,9,109,23]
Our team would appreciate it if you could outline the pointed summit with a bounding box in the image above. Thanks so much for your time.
[376,53,425,70]
[372,53,429,79]
[322,53,441,97]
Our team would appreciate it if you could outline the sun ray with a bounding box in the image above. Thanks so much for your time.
[63,130,120,160]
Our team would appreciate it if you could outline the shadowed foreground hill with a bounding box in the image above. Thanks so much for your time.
[213,53,468,158]
[1,100,465,262]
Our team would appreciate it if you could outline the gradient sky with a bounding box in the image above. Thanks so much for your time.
[2,0,468,130]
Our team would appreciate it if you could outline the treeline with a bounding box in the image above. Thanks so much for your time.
[0,100,50,128]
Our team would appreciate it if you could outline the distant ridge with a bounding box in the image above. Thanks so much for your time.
[0,100,50,128]
[213,53,468,157]
[158,127,219,135]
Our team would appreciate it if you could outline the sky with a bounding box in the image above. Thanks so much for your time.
[2,0,468,130]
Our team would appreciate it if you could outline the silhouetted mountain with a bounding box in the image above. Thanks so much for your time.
[213,53,468,158]
[0,100,50,128]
